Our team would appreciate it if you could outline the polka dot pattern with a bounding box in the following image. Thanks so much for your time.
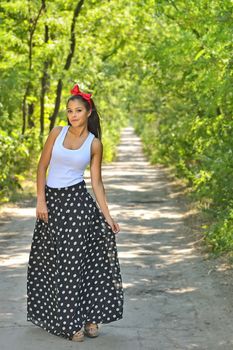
[27,180,124,340]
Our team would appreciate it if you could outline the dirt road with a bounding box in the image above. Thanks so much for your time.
[1,126,233,350]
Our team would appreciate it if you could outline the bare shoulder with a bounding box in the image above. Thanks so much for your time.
[91,137,103,154]
[43,125,62,144]
[49,125,63,138]
[42,126,63,145]
[38,126,64,168]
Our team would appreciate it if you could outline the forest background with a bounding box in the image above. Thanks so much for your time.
[0,0,233,254]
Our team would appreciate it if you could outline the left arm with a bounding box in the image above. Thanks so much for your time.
[90,138,120,234]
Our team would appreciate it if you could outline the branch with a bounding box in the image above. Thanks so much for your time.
[64,0,85,70]
[49,0,85,130]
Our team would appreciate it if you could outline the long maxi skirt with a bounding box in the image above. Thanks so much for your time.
[26,180,124,340]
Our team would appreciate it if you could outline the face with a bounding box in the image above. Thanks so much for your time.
[66,99,91,127]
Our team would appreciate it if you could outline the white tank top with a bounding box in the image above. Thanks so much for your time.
[46,125,95,188]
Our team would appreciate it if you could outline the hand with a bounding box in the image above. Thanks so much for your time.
[105,216,120,234]
[36,199,49,223]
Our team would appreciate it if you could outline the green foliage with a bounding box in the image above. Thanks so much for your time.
[0,127,41,200]
[204,208,233,254]
[0,0,132,201]
[131,0,233,253]
[1,0,233,255]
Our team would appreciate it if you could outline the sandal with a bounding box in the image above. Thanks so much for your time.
[71,328,85,342]
[84,323,99,338]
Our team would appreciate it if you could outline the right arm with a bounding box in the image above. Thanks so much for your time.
[36,126,62,223]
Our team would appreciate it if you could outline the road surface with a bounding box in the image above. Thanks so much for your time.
[1,126,233,349]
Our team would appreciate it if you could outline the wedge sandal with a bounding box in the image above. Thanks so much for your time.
[84,323,99,338]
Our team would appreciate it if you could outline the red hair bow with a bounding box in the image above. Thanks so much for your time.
[70,84,92,111]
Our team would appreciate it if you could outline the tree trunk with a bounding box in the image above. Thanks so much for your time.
[40,0,50,142]
[21,1,45,134]
[28,103,35,128]
[49,0,85,131]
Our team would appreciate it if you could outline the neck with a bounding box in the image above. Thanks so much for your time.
[69,125,88,137]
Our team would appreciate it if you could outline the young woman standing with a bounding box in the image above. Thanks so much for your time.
[27,84,124,341]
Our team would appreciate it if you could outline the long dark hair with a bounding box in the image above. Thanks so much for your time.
[66,95,102,140]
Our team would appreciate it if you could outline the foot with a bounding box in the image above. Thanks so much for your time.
[71,328,84,342]
[84,322,99,338]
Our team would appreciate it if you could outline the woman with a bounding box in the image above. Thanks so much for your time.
[26,84,124,342]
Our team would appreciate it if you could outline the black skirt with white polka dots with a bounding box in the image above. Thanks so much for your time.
[26,180,124,340]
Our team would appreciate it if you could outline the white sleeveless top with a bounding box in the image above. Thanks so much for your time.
[46,125,95,188]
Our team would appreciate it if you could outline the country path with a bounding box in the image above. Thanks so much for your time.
[1,126,233,350]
